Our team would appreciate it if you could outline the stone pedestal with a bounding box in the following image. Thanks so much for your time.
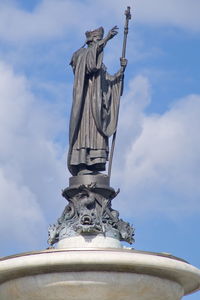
[56,234,122,249]
[0,248,200,300]
[2,173,199,299]
[48,174,134,247]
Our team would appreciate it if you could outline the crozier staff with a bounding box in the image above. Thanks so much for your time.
[108,6,131,177]
[68,26,127,176]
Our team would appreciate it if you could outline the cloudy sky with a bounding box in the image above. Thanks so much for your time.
[0,0,200,298]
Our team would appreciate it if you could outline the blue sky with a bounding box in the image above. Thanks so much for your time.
[0,0,200,298]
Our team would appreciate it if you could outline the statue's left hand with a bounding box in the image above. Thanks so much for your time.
[120,57,128,70]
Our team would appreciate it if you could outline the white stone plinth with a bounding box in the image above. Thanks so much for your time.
[57,234,122,249]
[0,249,200,300]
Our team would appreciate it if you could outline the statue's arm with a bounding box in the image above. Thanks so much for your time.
[105,58,127,96]
[98,26,119,49]
[110,58,128,79]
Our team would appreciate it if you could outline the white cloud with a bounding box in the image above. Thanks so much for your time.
[0,0,108,43]
[0,0,69,42]
[99,0,200,33]
[135,0,200,32]
[113,75,151,167]
[0,168,45,248]
[0,0,199,44]
[0,61,67,252]
[113,76,200,218]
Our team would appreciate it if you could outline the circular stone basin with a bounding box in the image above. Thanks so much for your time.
[0,249,200,300]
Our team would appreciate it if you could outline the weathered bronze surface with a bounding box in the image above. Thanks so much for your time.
[68,26,127,176]
[48,7,134,247]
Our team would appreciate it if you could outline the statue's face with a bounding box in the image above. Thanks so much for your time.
[92,36,102,43]
[87,35,102,47]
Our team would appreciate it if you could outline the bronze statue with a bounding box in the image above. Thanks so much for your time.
[48,7,134,247]
[68,26,127,176]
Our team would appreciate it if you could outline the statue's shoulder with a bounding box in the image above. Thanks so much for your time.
[74,47,86,56]
[70,47,87,67]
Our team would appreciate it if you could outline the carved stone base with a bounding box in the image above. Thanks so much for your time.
[48,175,134,247]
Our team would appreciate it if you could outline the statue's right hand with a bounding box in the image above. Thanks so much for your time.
[107,26,119,40]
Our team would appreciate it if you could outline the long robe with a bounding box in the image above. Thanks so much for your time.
[68,42,122,176]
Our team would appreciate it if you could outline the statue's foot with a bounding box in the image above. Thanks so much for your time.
[78,169,93,175]
[77,169,100,176]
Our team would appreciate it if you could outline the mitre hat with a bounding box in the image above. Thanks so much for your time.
[85,27,104,43]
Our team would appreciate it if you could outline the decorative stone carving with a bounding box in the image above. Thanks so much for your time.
[48,175,134,246]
